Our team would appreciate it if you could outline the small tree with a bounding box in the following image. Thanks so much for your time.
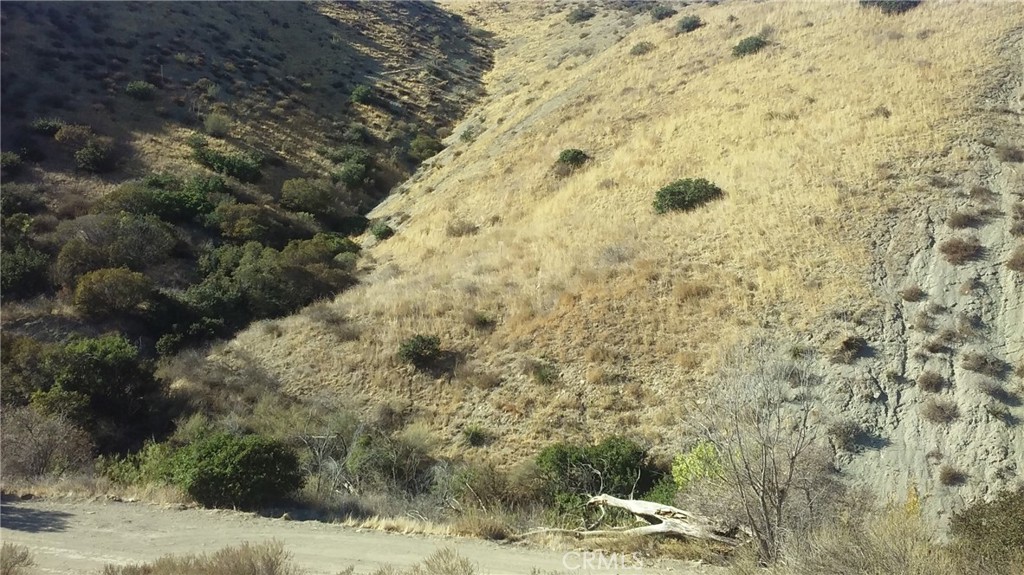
[0,406,94,479]
[653,178,723,213]
[683,344,839,563]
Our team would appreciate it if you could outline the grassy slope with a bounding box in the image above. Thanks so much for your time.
[220,1,1022,460]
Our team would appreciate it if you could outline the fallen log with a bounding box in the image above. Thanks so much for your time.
[520,494,743,546]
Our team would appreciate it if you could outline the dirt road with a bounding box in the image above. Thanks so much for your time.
[0,498,716,574]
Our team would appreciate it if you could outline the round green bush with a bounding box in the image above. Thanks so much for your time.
[369,221,394,241]
[398,334,442,368]
[653,178,724,214]
[650,5,677,21]
[630,41,656,56]
[73,268,153,319]
[676,16,704,34]
[557,148,590,168]
[125,80,157,100]
[171,432,304,510]
[733,36,769,57]
[567,6,596,24]
[859,0,921,15]
[350,84,373,104]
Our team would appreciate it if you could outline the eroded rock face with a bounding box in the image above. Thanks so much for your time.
[810,32,1024,532]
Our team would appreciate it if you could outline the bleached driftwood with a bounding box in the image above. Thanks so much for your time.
[521,494,743,546]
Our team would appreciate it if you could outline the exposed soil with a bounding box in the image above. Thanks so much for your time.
[0,497,719,575]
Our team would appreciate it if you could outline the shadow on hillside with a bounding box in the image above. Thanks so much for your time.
[0,500,73,533]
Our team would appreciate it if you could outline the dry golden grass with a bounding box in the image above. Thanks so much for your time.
[220,1,1024,461]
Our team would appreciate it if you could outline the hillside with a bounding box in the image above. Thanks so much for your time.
[0,1,490,348]
[210,0,1024,527]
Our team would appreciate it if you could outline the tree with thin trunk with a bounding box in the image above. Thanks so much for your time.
[683,342,840,563]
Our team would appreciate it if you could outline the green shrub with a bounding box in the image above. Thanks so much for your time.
[643,476,678,505]
[331,160,369,189]
[0,184,44,217]
[537,436,660,516]
[54,214,176,286]
[676,15,704,34]
[350,84,373,104]
[859,0,922,15]
[1,151,23,176]
[671,440,722,492]
[0,244,50,298]
[409,134,444,162]
[98,440,176,486]
[322,145,371,165]
[32,117,67,137]
[203,113,231,138]
[557,148,590,169]
[653,178,724,214]
[54,124,93,146]
[125,80,156,100]
[73,268,153,319]
[212,202,288,244]
[30,117,66,135]
[651,5,677,21]
[567,6,596,24]
[630,41,656,56]
[345,425,438,494]
[101,181,215,223]
[280,178,335,216]
[527,359,559,385]
[170,432,303,509]
[398,334,442,368]
[370,221,394,241]
[42,334,164,451]
[733,35,769,57]
[75,138,116,172]
[189,136,262,182]
[463,424,490,447]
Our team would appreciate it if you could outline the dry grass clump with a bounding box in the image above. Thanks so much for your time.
[921,397,959,423]
[995,143,1024,162]
[939,236,983,264]
[961,351,1007,378]
[782,509,966,575]
[917,371,946,392]
[899,285,926,302]
[938,465,968,486]
[456,363,501,390]
[1,543,35,575]
[1007,245,1024,273]
[830,335,868,364]
[445,218,479,237]
[100,541,301,575]
[452,512,512,541]
[1011,203,1024,237]
[946,211,982,229]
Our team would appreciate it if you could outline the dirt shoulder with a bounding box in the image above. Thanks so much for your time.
[0,497,718,575]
